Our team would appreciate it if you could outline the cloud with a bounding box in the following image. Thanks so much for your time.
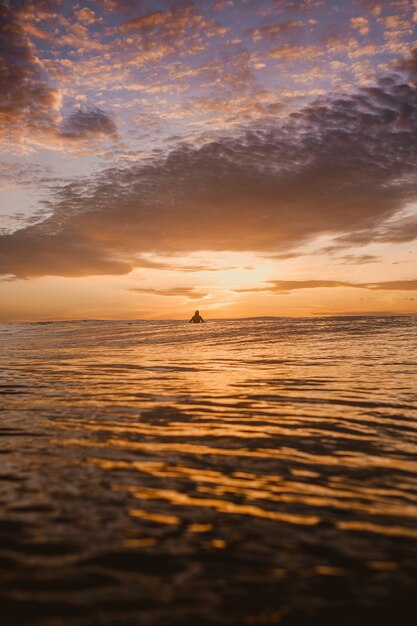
[0,2,61,144]
[2,57,417,278]
[238,280,350,293]
[360,279,417,290]
[74,7,103,25]
[94,0,142,13]
[351,17,370,36]
[268,43,324,60]
[129,287,208,300]
[275,0,325,13]
[0,3,118,150]
[234,279,417,293]
[325,212,417,249]
[131,257,239,273]
[59,108,118,140]
[334,254,381,264]
[0,161,50,186]
[396,45,417,76]
[116,4,228,62]
[120,10,170,31]
[189,91,283,125]
[249,20,305,42]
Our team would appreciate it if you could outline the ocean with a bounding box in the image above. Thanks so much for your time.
[1,316,416,625]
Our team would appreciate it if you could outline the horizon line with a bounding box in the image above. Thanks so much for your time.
[2,312,416,325]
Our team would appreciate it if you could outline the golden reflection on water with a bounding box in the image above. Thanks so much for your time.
[87,457,417,526]
[1,317,417,624]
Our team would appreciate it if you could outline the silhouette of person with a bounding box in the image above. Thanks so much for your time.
[190,310,204,323]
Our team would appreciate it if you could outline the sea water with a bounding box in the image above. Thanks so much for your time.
[0,316,416,625]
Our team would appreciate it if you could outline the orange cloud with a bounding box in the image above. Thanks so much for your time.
[129,287,208,300]
[351,16,370,35]
[235,279,417,293]
[120,11,170,31]
[75,7,103,25]
[249,20,305,42]
[268,43,324,60]
[116,5,228,64]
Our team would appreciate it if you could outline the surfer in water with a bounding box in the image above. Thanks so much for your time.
[190,310,204,323]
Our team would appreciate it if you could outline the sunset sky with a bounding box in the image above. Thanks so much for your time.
[1,0,417,321]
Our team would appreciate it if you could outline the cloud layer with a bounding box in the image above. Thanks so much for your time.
[2,65,417,278]
[1,0,417,302]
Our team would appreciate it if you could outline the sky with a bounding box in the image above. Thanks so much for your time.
[1,0,417,321]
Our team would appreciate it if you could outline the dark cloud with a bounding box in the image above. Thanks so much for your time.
[0,229,132,278]
[324,212,417,250]
[396,47,417,76]
[0,2,60,142]
[2,64,417,278]
[59,108,118,140]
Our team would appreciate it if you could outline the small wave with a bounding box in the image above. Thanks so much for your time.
[0,316,416,625]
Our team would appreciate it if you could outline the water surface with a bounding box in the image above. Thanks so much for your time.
[1,316,416,625]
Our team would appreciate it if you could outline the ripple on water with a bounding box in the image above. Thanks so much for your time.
[0,316,416,625]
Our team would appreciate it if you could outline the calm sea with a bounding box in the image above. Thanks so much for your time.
[1,316,417,625]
